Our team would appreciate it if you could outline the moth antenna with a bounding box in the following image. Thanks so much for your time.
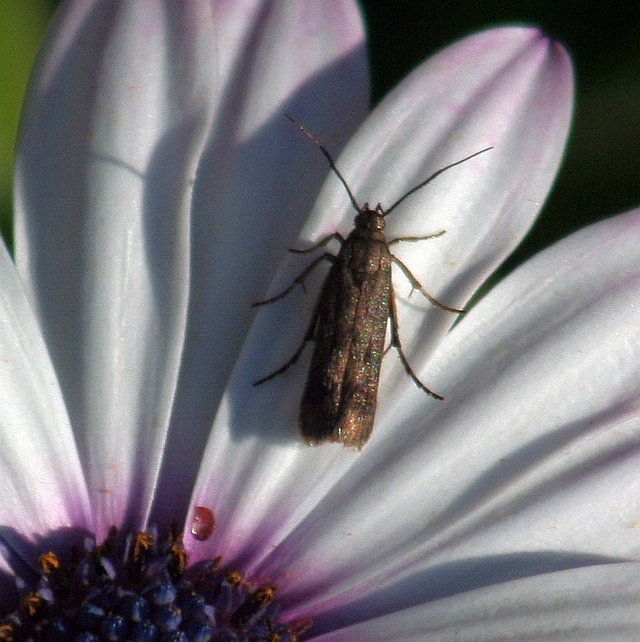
[285,114,362,213]
[385,146,493,217]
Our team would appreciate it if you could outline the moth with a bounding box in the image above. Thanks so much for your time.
[254,115,491,448]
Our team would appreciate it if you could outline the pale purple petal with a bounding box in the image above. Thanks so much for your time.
[260,208,640,619]
[14,0,368,535]
[187,28,572,568]
[0,241,91,560]
[419,207,640,560]
[152,0,368,525]
[309,562,640,641]
[329,26,573,396]
[14,0,220,537]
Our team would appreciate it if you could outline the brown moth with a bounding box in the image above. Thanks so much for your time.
[254,115,491,448]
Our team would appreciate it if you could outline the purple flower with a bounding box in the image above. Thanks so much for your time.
[3,0,639,639]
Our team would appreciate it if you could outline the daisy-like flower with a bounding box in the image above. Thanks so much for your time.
[3,0,640,640]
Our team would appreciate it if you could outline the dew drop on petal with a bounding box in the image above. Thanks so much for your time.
[191,506,215,541]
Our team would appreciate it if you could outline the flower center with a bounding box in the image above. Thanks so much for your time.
[0,526,310,642]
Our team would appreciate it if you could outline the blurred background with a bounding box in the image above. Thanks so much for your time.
[1,0,638,277]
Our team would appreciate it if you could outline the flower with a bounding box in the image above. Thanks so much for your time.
[3,0,639,639]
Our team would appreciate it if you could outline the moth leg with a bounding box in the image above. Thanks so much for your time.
[388,286,444,400]
[289,232,344,254]
[253,252,336,306]
[391,255,465,314]
[253,293,322,386]
[388,229,445,245]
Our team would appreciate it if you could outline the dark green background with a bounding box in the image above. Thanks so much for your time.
[2,1,638,277]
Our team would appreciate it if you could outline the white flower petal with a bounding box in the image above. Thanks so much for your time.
[335,26,573,395]
[189,28,573,566]
[416,207,640,562]
[246,27,572,442]
[14,0,368,534]
[0,240,91,556]
[261,208,640,615]
[14,0,219,535]
[154,0,368,525]
[308,562,640,641]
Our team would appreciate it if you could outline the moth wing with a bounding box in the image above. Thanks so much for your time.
[299,234,391,449]
[333,269,390,448]
[299,261,358,444]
